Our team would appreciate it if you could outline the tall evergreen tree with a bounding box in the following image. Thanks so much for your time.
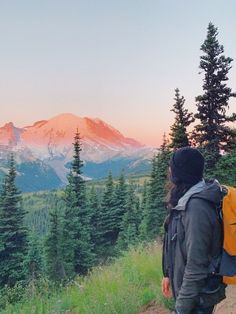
[0,154,28,287]
[193,23,236,173]
[114,171,128,234]
[145,135,171,239]
[70,130,86,209]
[25,232,45,282]
[61,184,78,279]
[138,180,149,241]
[45,207,65,282]
[62,131,94,277]
[88,185,101,260]
[169,88,194,149]
[97,172,117,258]
[117,182,140,250]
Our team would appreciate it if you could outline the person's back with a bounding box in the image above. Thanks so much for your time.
[162,147,226,314]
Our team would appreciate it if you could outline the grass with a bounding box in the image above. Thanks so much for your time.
[2,243,174,314]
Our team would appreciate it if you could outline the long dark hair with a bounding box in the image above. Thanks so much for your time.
[165,170,194,212]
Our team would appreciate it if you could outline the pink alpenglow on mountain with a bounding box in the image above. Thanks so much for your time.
[21,113,141,147]
[0,113,146,162]
[0,122,23,146]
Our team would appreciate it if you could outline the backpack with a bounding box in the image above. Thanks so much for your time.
[219,185,236,285]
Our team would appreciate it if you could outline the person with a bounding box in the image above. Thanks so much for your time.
[162,147,226,314]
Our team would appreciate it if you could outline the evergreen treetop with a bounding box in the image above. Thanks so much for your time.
[194,23,236,157]
[72,130,84,175]
[66,130,86,210]
[169,88,194,149]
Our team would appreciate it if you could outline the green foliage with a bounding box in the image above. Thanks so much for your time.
[0,282,26,309]
[62,189,79,279]
[0,277,59,312]
[25,232,45,282]
[88,185,103,260]
[118,182,141,250]
[23,191,64,237]
[193,22,236,172]
[2,244,173,314]
[114,171,128,234]
[62,131,94,278]
[169,88,194,149]
[97,172,118,258]
[45,207,65,282]
[144,135,171,240]
[138,180,149,241]
[214,150,236,186]
[0,155,28,287]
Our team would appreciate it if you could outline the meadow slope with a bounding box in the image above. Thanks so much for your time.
[2,243,174,314]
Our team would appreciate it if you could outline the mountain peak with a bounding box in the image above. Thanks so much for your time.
[3,122,15,129]
[51,113,79,120]
[0,113,144,160]
[0,122,22,146]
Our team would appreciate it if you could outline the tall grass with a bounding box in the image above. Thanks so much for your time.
[2,243,173,314]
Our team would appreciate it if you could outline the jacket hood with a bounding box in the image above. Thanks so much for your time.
[174,179,222,211]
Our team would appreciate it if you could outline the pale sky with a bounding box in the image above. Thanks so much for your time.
[0,0,236,146]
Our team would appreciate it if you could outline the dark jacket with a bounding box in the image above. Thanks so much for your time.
[162,179,226,314]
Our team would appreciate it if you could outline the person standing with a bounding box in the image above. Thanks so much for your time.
[162,147,226,314]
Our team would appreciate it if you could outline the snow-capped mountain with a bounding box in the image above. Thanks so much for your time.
[1,113,144,160]
[0,113,155,191]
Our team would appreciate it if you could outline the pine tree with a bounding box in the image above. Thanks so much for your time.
[25,232,45,282]
[145,135,171,239]
[70,131,86,209]
[88,185,101,260]
[45,207,65,282]
[193,23,236,173]
[117,182,140,250]
[214,149,236,186]
[114,171,128,234]
[169,88,194,149]
[97,172,117,258]
[62,131,94,277]
[0,154,28,287]
[138,180,149,241]
[61,183,78,279]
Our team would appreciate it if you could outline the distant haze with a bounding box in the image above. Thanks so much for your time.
[0,1,236,146]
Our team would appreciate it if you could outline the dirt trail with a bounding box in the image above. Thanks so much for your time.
[139,300,170,314]
[140,286,236,314]
[215,285,236,314]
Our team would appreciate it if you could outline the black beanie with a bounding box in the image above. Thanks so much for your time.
[170,147,205,185]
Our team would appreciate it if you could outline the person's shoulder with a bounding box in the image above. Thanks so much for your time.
[186,196,216,220]
[193,179,222,205]
[187,196,214,208]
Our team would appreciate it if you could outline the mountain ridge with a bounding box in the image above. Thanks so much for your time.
[0,113,144,152]
[0,113,155,191]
